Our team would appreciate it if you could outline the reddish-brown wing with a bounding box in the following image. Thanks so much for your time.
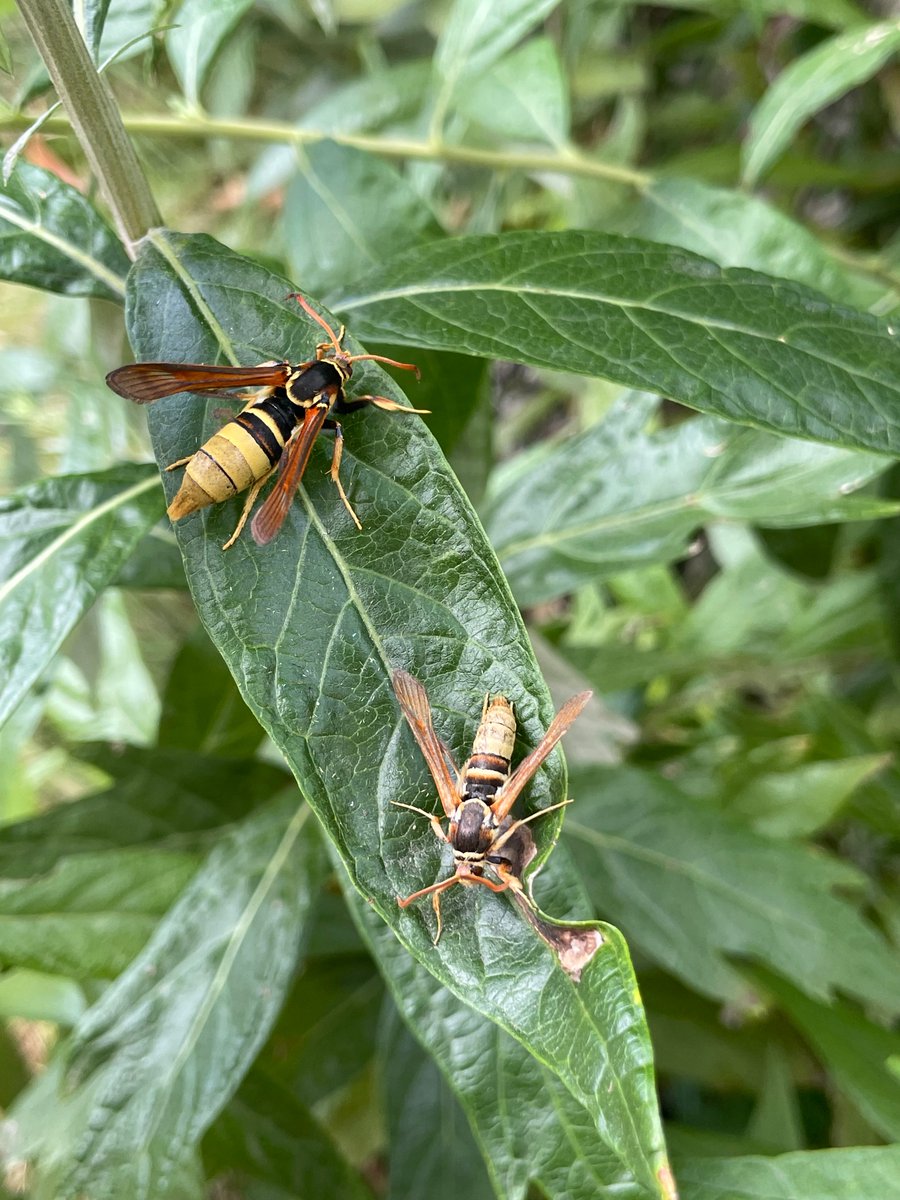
[492,691,592,821]
[392,670,461,819]
[249,404,329,545]
[106,362,291,404]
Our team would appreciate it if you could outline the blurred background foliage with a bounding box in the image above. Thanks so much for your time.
[0,0,899,1196]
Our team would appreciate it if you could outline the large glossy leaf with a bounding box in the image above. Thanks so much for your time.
[6,798,322,1200]
[356,851,667,1200]
[121,230,670,1196]
[485,395,895,605]
[742,20,900,187]
[0,161,128,299]
[677,1146,900,1200]
[0,464,165,731]
[332,230,900,456]
[565,766,900,1013]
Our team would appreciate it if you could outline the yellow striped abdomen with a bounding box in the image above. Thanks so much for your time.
[167,418,282,521]
[463,695,516,800]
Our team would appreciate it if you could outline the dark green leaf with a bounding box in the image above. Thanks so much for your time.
[79,0,112,60]
[371,344,489,464]
[287,141,441,296]
[752,968,900,1142]
[158,626,266,757]
[113,527,187,588]
[0,847,197,977]
[124,230,670,1196]
[382,1013,494,1200]
[743,20,900,187]
[0,742,290,876]
[566,766,900,1013]
[0,464,165,730]
[262,952,383,1106]
[678,1146,900,1200]
[8,798,323,1200]
[333,231,900,456]
[0,1024,29,1107]
[486,397,895,605]
[0,162,128,299]
[353,865,663,1200]
[204,1071,372,1200]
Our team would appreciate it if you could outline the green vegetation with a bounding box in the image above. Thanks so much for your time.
[1,1,898,1197]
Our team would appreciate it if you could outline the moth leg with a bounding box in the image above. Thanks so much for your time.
[222,468,276,551]
[321,419,362,530]
[391,799,447,844]
[165,455,194,472]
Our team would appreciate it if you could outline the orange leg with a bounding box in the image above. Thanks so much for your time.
[323,422,363,530]
[221,468,276,550]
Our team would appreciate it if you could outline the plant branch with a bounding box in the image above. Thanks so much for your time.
[15,0,161,256]
[0,109,650,190]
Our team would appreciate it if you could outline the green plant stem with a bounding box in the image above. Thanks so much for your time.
[0,109,650,190]
[15,0,161,255]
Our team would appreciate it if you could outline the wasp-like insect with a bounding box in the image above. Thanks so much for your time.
[392,670,599,975]
[106,295,424,549]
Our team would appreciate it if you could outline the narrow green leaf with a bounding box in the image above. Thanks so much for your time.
[732,754,891,838]
[0,161,128,299]
[453,37,570,146]
[76,0,112,60]
[619,178,886,310]
[752,968,900,1142]
[165,0,254,106]
[334,231,900,457]
[7,799,323,1200]
[123,230,670,1196]
[286,141,440,296]
[566,766,900,1013]
[743,20,900,187]
[435,0,561,86]
[678,1146,900,1200]
[0,465,166,731]
[485,398,894,606]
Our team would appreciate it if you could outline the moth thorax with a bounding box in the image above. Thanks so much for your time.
[452,799,493,856]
